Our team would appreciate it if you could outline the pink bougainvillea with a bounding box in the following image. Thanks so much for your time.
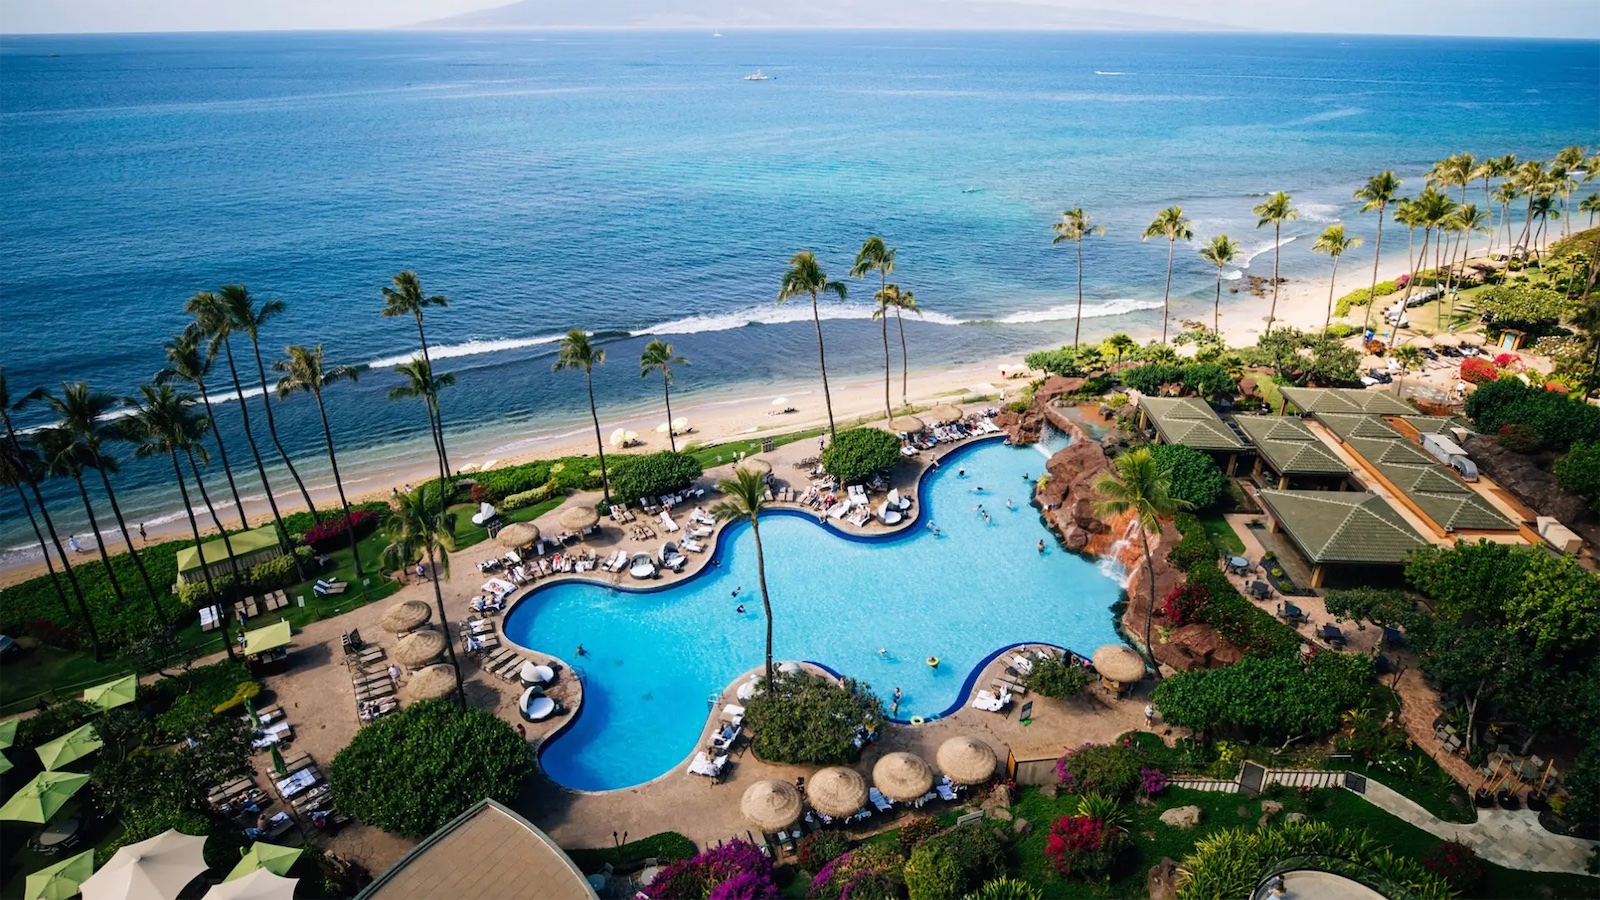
[1044,815,1123,876]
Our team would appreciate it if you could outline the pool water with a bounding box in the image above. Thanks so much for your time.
[505,440,1126,791]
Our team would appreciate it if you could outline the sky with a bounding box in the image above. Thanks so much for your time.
[1,0,1597,38]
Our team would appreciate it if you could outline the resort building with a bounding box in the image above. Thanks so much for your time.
[1234,415,1351,490]
[1135,396,1247,475]
[1277,386,1414,418]
[1255,489,1428,587]
[358,799,599,900]
[174,525,285,585]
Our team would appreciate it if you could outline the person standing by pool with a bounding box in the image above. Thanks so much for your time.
[1038,539,1046,553]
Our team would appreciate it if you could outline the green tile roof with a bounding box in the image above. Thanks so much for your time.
[175,525,284,573]
[1257,490,1428,565]
[1138,397,1245,452]
[1234,415,1350,477]
[1280,387,1415,417]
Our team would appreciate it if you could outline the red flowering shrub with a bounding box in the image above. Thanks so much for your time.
[470,483,488,505]
[1044,815,1125,876]
[1055,743,1144,798]
[1459,357,1498,385]
[796,831,849,875]
[1422,840,1485,893]
[300,510,378,554]
[1496,423,1543,453]
[1492,353,1521,369]
[1545,381,1569,394]
[1162,583,1210,626]
[896,814,942,855]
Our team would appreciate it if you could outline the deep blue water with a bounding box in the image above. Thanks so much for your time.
[1,31,1597,555]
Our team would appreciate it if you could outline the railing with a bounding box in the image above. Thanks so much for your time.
[1169,766,1362,797]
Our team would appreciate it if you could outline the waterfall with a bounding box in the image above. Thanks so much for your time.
[1096,514,1145,588]
[1036,420,1073,458]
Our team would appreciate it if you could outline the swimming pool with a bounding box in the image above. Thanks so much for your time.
[504,439,1126,791]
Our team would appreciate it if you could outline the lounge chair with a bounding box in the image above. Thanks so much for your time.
[868,787,894,811]
[683,537,706,553]
[200,605,221,632]
[971,689,1010,712]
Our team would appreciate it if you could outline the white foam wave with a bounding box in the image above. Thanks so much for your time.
[641,303,965,336]
[993,297,1164,325]
[1094,71,1130,76]
[364,334,567,370]
[1222,270,1244,281]
[1298,203,1343,224]
[1239,234,1298,269]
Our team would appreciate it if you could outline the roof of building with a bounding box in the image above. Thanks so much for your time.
[359,800,597,900]
[175,525,284,574]
[1279,387,1415,417]
[1257,489,1428,565]
[1234,415,1350,477]
[1138,396,1245,452]
[1315,414,1515,532]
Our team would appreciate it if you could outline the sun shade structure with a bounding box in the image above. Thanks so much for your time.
[0,772,90,823]
[405,665,459,702]
[936,736,998,785]
[558,505,600,531]
[0,752,11,775]
[0,718,18,749]
[392,630,446,667]
[225,843,303,882]
[1278,386,1414,417]
[82,674,137,710]
[872,752,934,802]
[887,415,925,434]
[1092,645,1146,687]
[81,829,207,900]
[174,525,284,584]
[241,621,291,657]
[202,869,298,900]
[35,723,103,771]
[735,457,771,477]
[740,779,803,831]
[807,766,868,818]
[1233,416,1350,478]
[496,522,540,548]
[379,600,432,633]
[25,849,95,900]
[1136,397,1245,452]
[926,405,964,424]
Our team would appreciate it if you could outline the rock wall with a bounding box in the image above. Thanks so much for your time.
[1463,433,1599,550]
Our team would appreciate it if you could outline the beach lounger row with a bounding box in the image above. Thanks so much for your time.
[480,647,532,683]
[460,619,501,654]
[314,579,347,596]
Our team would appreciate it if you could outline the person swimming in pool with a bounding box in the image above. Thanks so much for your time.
[576,644,587,656]
[1006,498,1013,509]
[958,468,965,477]
[1038,539,1046,553]
[732,586,742,598]
[736,604,745,614]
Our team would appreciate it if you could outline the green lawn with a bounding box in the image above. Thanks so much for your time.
[1197,514,1246,556]
[447,496,565,549]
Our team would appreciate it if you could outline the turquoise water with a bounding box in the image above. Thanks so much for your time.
[507,439,1124,790]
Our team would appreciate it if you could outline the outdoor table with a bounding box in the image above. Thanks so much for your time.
[37,816,80,852]
[1228,556,1250,572]
[1249,581,1272,600]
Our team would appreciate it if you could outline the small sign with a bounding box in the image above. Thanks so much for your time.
[1019,700,1033,724]
[296,595,305,607]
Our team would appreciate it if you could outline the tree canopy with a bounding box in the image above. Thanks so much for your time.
[744,670,885,765]
[611,451,703,505]
[822,427,902,484]
[1150,651,1375,740]
[1147,443,1227,511]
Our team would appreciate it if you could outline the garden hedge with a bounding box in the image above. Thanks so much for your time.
[822,428,902,484]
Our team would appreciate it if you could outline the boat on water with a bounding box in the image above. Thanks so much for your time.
[743,70,771,81]
[713,31,723,37]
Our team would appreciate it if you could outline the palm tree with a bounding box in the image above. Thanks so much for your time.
[777,252,848,440]
[379,488,463,706]
[1312,225,1363,332]
[1103,333,1137,372]
[47,383,167,628]
[158,325,249,532]
[1390,188,1454,349]
[1093,447,1190,677]
[640,340,688,453]
[123,383,236,661]
[1197,235,1241,335]
[1443,204,1491,322]
[1252,192,1299,335]
[871,285,902,425]
[554,330,611,504]
[1581,193,1600,229]
[1554,146,1586,238]
[885,287,920,408]
[186,290,300,578]
[711,469,775,688]
[1530,194,1559,256]
[1142,206,1193,344]
[1053,208,1104,348]
[1493,181,1522,256]
[388,358,455,514]
[851,237,897,423]
[34,426,137,632]
[1512,160,1547,254]
[218,285,318,524]
[380,271,453,480]
[275,345,365,579]
[1353,171,1402,333]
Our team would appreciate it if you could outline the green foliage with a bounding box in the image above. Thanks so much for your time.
[212,680,260,715]
[1175,821,1455,900]
[1333,280,1399,318]
[1564,744,1600,829]
[1554,441,1600,510]
[1152,651,1375,740]
[798,830,852,874]
[1121,363,1184,394]
[500,480,560,511]
[16,698,99,749]
[610,451,703,505]
[822,428,903,483]
[1407,540,1600,655]
[904,823,1005,900]
[1025,344,1104,377]
[1244,327,1362,386]
[0,538,186,652]
[279,500,389,540]
[146,659,254,740]
[1055,742,1146,799]
[1323,589,1419,629]
[1478,284,1573,336]
[808,844,906,900]
[467,455,607,503]
[1168,512,1218,570]
[963,876,1043,900]
[329,699,535,838]
[175,546,312,608]
[1184,565,1301,658]
[744,670,885,765]
[1023,654,1094,699]
[569,832,697,872]
[1465,378,1600,450]
[1148,444,1226,511]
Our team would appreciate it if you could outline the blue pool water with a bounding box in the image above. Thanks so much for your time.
[506,439,1125,791]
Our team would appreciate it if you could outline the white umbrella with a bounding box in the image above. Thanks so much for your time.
[656,422,672,433]
[202,870,298,900]
[771,397,789,406]
[777,661,801,674]
[609,428,630,447]
[82,829,207,900]
[673,416,689,430]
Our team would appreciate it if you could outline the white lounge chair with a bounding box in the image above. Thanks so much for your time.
[683,537,705,553]
[868,787,894,811]
[659,510,680,533]
[629,553,657,579]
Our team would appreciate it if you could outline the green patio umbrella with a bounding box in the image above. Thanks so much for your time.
[244,697,261,729]
[241,621,291,657]
[36,724,103,772]
[225,843,303,882]
[0,717,17,749]
[0,751,12,775]
[25,849,95,900]
[82,674,137,710]
[0,771,91,823]
[269,745,286,776]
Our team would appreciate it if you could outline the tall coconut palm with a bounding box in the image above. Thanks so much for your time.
[0,433,67,620]
[711,468,775,688]
[1580,193,1600,229]
[1052,208,1105,348]
[1197,235,1241,335]
[885,287,920,408]
[379,487,463,706]
[1512,160,1547,254]
[1093,447,1190,677]
[46,383,167,628]
[34,426,138,632]
[1252,192,1299,335]
[1354,171,1402,333]
[871,285,902,425]
[157,324,249,532]
[1390,188,1455,349]
[388,358,455,514]
[1443,204,1491,323]
[275,345,365,579]
[186,290,299,578]
[1530,194,1559,256]
[850,237,897,423]
[1554,146,1586,239]
[123,383,236,660]
[1493,181,1522,256]
[217,285,318,524]
[380,271,453,479]
[1486,154,1518,252]
[1142,206,1193,344]
[554,330,611,504]
[777,252,848,441]
[1312,225,1363,332]
[640,340,688,453]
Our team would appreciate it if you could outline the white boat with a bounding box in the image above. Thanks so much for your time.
[713,31,723,37]
[629,553,658,580]
[743,70,770,81]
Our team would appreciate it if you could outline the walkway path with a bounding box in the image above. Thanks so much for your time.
[1359,779,1598,875]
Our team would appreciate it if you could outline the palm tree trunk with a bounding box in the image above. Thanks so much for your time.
[1361,207,1385,334]
[1482,179,1495,257]
[220,339,302,579]
[1140,528,1161,680]
[4,413,101,656]
[187,449,240,661]
[1074,239,1085,348]
[880,311,892,425]
[1502,201,1514,253]
[1390,228,1432,350]
[313,389,363,579]
[1267,224,1282,335]
[415,315,452,477]
[894,306,910,408]
[1324,254,1340,332]
[10,482,72,620]
[71,475,133,620]
[425,544,465,707]
[810,293,837,440]
[585,371,610,504]
[662,378,676,454]
[248,339,318,523]
[170,452,234,661]
[197,380,249,531]
[751,518,773,688]
[419,396,450,517]
[1160,239,1175,344]
[93,465,167,629]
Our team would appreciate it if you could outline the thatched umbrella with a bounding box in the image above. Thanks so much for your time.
[936,736,997,785]
[887,415,925,435]
[379,600,431,634]
[808,766,867,818]
[392,629,446,668]
[927,405,963,424]
[735,457,771,478]
[1092,644,1146,691]
[496,522,540,548]
[559,505,599,532]
[405,665,458,702]
[740,779,802,831]
[872,752,933,802]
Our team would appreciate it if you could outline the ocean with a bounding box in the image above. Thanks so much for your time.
[1,30,1597,558]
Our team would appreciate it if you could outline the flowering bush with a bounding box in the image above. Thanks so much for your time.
[1139,766,1168,797]
[646,841,778,899]
[1492,353,1522,369]
[807,845,905,900]
[1459,357,1498,385]
[796,831,850,875]
[1055,742,1145,799]
[1044,815,1126,876]
[299,509,378,554]
[1162,583,1211,626]
[1422,840,1486,893]
[896,815,942,855]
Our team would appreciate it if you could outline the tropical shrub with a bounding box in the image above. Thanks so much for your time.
[1122,363,1185,394]
[808,844,905,900]
[1148,444,1225,510]
[1055,742,1145,799]
[612,451,704,505]
[329,700,534,838]
[1023,654,1094,699]
[644,840,778,899]
[16,699,99,749]
[1044,811,1127,877]
[500,480,561,511]
[1176,822,1454,900]
[744,671,885,765]
[1333,280,1399,318]
[965,876,1043,900]
[298,509,378,553]
[1554,441,1600,511]
[1151,651,1374,741]
[1180,363,1237,399]
[1563,744,1600,829]
[0,538,186,653]
[896,814,942,855]
[822,428,903,483]
[1167,513,1217,570]
[1496,423,1543,452]
[1465,377,1600,450]
[1422,840,1486,893]
[1163,583,1211,626]
[1184,565,1301,657]
[1477,284,1571,338]
[903,823,1004,900]
[1140,766,1169,796]
[1025,345,1104,377]
[1460,356,1498,385]
[796,830,851,875]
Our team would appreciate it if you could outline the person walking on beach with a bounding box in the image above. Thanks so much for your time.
[138,522,148,542]
[69,535,83,554]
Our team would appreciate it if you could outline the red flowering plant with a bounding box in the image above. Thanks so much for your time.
[300,510,378,554]
[1044,815,1125,876]
[1422,840,1485,893]
[1161,583,1210,626]
[1492,353,1522,370]
[1459,357,1498,385]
